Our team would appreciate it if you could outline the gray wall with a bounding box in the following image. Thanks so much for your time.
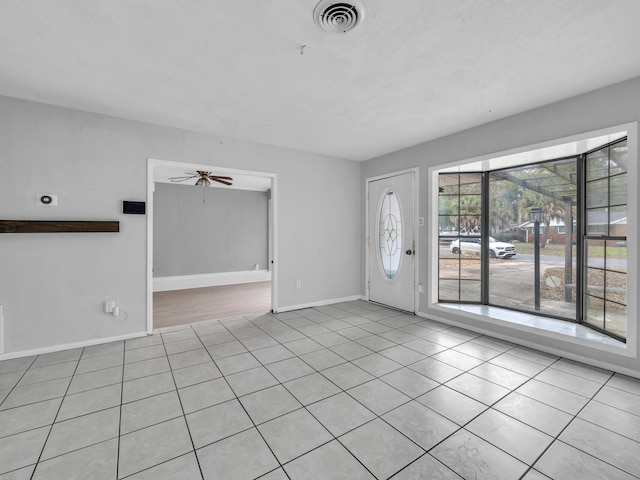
[361,76,640,375]
[0,95,362,354]
[153,183,268,276]
[2,76,637,374]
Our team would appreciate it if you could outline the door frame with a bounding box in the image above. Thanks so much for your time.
[146,158,278,333]
[365,168,419,313]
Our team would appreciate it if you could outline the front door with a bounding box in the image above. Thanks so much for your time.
[368,172,415,312]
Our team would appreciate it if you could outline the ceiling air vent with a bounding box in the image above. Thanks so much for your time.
[313,0,366,34]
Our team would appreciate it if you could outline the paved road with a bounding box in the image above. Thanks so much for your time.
[439,247,626,268]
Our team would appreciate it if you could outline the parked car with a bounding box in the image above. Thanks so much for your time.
[450,236,516,258]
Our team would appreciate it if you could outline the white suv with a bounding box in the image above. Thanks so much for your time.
[450,236,516,259]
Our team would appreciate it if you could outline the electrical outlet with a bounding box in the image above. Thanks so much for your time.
[296,280,302,289]
[104,300,115,313]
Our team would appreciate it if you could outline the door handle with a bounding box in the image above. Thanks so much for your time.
[405,250,413,255]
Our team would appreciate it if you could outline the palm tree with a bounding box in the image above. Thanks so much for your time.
[459,194,481,233]
[489,180,519,235]
[519,190,566,248]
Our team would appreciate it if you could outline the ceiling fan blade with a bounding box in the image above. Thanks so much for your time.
[211,178,233,186]
[209,176,233,181]
[169,175,197,182]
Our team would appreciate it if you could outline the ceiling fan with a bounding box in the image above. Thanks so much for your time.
[169,170,233,187]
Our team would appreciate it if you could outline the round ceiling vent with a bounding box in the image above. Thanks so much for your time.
[313,0,366,34]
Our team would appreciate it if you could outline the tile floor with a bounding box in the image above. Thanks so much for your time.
[1,300,639,479]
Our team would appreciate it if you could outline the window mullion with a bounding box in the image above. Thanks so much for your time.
[576,153,585,323]
[481,172,489,305]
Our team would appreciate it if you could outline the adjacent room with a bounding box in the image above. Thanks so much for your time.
[1,1,639,479]
[151,164,274,329]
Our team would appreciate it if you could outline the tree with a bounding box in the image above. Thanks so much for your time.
[518,190,566,248]
[488,180,520,234]
[437,193,481,234]
[459,194,481,232]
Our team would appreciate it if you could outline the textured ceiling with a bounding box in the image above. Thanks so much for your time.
[1,0,639,161]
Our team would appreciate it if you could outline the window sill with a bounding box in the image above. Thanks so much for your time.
[434,303,628,352]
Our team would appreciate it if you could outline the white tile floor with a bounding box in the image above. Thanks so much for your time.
[1,300,639,479]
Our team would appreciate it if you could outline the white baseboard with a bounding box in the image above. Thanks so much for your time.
[0,331,148,361]
[274,295,365,313]
[154,270,272,292]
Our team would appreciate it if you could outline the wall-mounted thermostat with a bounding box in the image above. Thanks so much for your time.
[37,194,58,206]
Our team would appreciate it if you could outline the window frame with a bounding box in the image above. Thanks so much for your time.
[581,139,628,341]
[429,124,636,349]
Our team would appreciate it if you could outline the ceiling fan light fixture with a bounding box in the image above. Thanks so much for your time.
[168,171,233,188]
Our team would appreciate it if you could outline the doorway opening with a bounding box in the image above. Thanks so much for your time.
[146,159,278,332]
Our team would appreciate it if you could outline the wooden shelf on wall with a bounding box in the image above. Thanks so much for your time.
[0,220,120,233]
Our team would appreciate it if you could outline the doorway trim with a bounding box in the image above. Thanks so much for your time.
[146,158,278,333]
[365,167,419,313]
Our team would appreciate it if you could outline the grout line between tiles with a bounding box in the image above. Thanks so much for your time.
[27,347,84,480]
[192,322,290,478]
[160,326,206,480]
[114,345,125,480]
[519,367,619,479]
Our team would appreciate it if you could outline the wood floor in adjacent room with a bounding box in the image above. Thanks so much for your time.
[153,281,272,329]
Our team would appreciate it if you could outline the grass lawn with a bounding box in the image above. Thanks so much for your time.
[512,242,626,259]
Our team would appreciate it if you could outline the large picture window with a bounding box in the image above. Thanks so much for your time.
[438,137,628,341]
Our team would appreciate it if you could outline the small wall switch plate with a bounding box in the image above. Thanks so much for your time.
[296,280,302,289]
[418,217,424,226]
[104,300,115,313]
[37,194,58,206]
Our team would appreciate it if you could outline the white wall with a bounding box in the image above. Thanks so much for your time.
[153,183,268,277]
[361,76,640,375]
[0,95,362,355]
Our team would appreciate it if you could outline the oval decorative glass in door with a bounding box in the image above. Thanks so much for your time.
[378,189,403,279]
